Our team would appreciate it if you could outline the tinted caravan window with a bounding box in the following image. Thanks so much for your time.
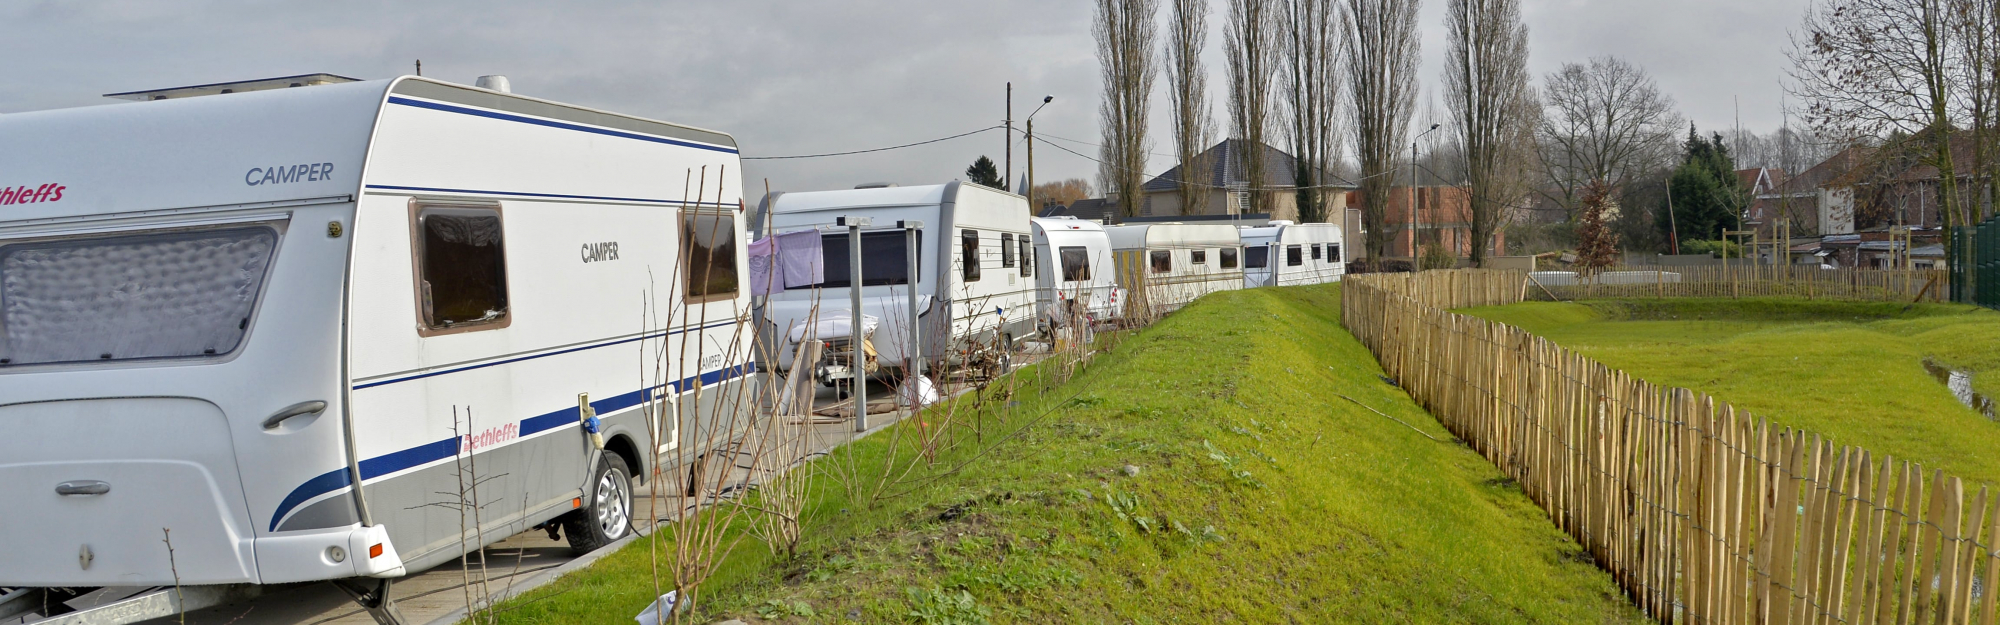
[1327,243,1341,262]
[1149,250,1171,273]
[1190,249,1207,265]
[804,230,923,289]
[1244,245,1269,269]
[961,230,981,282]
[1311,244,1322,260]
[1019,238,1033,277]
[417,206,509,332]
[1001,233,1016,267]
[0,226,277,366]
[1060,246,1091,281]
[1286,244,1303,266]
[682,211,739,301]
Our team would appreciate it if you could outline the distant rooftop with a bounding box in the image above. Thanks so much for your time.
[104,73,361,101]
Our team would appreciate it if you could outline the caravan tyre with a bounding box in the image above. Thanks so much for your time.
[565,451,634,554]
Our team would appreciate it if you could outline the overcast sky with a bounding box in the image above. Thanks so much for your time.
[2,0,1811,195]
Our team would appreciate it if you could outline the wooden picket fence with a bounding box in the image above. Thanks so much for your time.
[1531,264,1948,303]
[1343,269,2000,625]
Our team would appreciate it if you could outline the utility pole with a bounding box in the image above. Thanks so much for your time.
[1005,83,1013,191]
[1027,118,1035,209]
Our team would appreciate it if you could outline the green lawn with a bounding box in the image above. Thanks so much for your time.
[481,284,1645,624]
[1460,298,2000,487]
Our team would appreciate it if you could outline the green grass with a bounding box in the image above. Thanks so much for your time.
[482,284,1645,624]
[1460,297,2000,487]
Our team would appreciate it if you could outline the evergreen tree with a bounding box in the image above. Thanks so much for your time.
[1658,125,1747,246]
[965,156,1005,190]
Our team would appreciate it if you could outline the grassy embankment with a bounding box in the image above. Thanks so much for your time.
[483,284,1645,624]
[1461,298,2000,486]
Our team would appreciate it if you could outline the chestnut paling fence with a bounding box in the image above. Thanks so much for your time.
[1525,264,1948,303]
[1342,269,1996,625]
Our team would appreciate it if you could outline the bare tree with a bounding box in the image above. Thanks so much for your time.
[1791,0,1965,229]
[1096,0,1160,221]
[1444,0,1533,265]
[1282,0,1344,223]
[1535,57,1682,220]
[1165,0,1215,216]
[1030,178,1095,209]
[1227,0,1277,214]
[1952,0,2000,219]
[1344,0,1422,264]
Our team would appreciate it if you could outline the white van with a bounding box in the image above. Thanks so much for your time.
[757,183,1036,378]
[0,75,756,620]
[1104,223,1244,317]
[1030,216,1123,324]
[1240,221,1345,288]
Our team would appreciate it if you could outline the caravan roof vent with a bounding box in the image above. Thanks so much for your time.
[475,75,512,93]
[104,73,360,101]
[855,182,898,189]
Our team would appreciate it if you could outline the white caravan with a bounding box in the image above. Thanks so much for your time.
[1239,221,1345,288]
[1029,216,1123,324]
[757,182,1036,377]
[0,75,756,621]
[1104,223,1244,317]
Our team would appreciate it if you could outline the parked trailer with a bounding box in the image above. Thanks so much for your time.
[1105,223,1244,317]
[0,75,757,623]
[1239,221,1344,288]
[1030,216,1124,324]
[757,182,1036,380]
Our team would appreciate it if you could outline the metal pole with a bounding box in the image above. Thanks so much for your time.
[838,216,872,431]
[900,220,924,379]
[1027,118,1036,211]
[1005,82,1013,189]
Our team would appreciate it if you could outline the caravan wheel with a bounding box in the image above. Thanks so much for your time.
[564,451,633,554]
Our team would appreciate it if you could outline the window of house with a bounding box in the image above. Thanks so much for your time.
[1060,246,1091,281]
[682,211,739,301]
[806,230,922,289]
[1019,238,1033,277]
[1311,244,1322,260]
[961,229,981,282]
[1150,250,1171,273]
[1244,245,1270,269]
[0,225,278,366]
[1001,233,1016,268]
[1190,249,1207,265]
[1286,244,1304,267]
[1220,247,1239,269]
[416,205,510,333]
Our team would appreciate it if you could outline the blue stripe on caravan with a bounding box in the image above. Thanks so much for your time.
[385,96,739,154]
[364,184,736,208]
[267,363,758,532]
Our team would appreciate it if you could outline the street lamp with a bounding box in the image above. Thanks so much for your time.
[1025,96,1053,210]
[1411,123,1441,261]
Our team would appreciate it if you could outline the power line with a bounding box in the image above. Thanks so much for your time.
[741,125,1005,160]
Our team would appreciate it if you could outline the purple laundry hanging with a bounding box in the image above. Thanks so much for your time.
[776,229,825,288]
[746,236,779,295]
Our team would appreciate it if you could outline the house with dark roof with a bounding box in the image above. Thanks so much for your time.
[1138,139,1354,223]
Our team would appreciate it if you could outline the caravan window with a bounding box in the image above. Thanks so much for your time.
[1243,245,1269,269]
[1311,244,1322,260]
[807,231,922,289]
[0,226,277,366]
[1060,246,1092,281]
[682,211,739,302]
[1019,238,1033,277]
[1326,243,1341,263]
[1190,249,1207,265]
[960,230,981,282]
[1286,244,1304,266]
[1149,250,1171,273]
[1220,247,1239,269]
[416,205,510,333]
[1001,233,1016,267]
